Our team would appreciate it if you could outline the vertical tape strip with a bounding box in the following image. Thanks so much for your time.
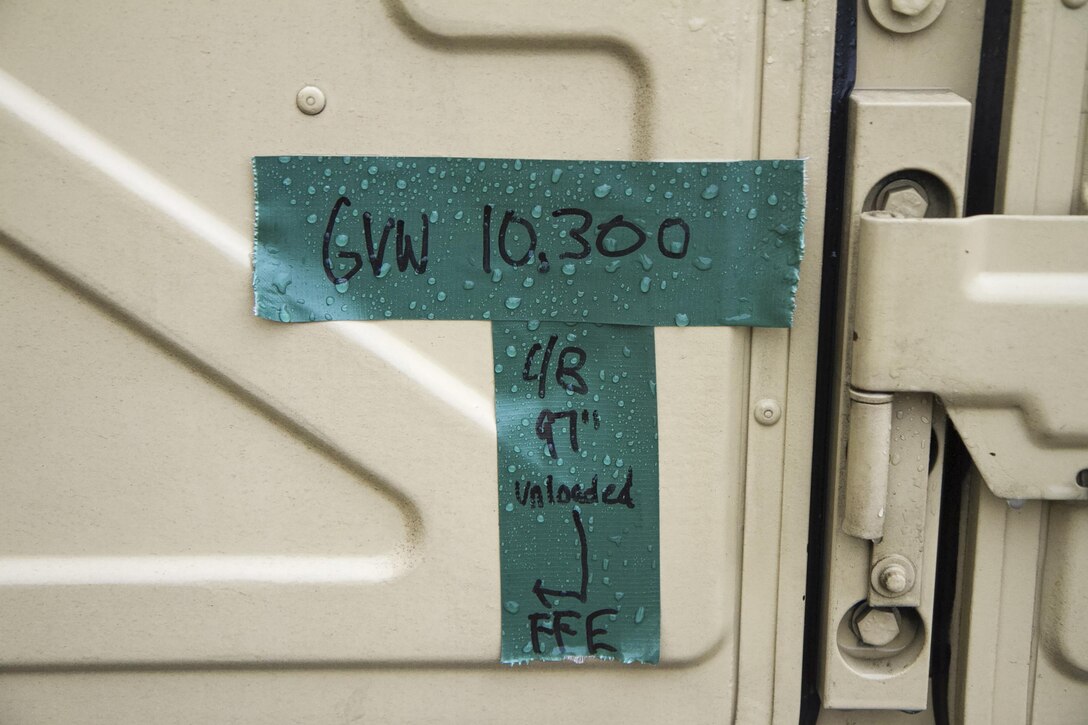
[493,321,660,663]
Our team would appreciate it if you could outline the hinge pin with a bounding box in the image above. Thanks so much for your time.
[842,388,894,540]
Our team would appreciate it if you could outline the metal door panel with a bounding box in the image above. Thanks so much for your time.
[0,94,752,665]
[946,0,1088,720]
[1031,504,1088,722]
[0,0,834,721]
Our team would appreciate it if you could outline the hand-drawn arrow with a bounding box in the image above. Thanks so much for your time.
[531,509,589,608]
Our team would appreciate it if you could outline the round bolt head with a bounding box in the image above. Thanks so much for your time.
[890,0,933,16]
[867,0,946,36]
[855,607,901,647]
[871,555,916,597]
[754,398,782,426]
[880,565,909,594]
[296,85,326,115]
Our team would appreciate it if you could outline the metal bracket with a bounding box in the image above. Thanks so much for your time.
[820,89,972,711]
[854,213,1088,501]
[821,87,1088,713]
[842,389,934,609]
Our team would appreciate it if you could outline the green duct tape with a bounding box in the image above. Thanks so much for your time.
[254,156,804,327]
[494,321,659,664]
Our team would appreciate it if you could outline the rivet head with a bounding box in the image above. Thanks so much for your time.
[1062,0,1086,9]
[754,399,782,426]
[296,85,326,115]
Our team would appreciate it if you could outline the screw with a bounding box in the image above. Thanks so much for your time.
[852,606,901,647]
[876,180,929,218]
[296,85,326,115]
[754,399,782,426]
[890,0,933,15]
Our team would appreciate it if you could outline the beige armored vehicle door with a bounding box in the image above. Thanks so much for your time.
[0,1,835,723]
[948,0,1088,721]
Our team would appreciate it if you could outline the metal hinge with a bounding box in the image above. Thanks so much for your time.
[853,212,1088,502]
[820,91,970,711]
[820,89,1088,712]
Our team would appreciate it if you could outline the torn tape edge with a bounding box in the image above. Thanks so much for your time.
[251,156,261,317]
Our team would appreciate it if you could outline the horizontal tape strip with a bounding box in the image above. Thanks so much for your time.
[254,156,804,327]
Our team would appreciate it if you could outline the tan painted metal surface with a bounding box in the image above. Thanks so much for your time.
[0,0,833,722]
[950,1,1088,722]
[815,0,1084,717]
[819,90,970,712]
[854,213,1088,501]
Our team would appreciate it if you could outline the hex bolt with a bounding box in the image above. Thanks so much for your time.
[890,0,933,16]
[852,605,901,647]
[876,180,929,218]
[296,85,326,115]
